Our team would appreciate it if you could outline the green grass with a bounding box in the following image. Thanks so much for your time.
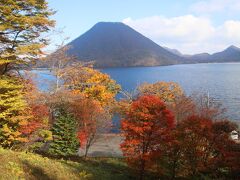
[0,148,134,180]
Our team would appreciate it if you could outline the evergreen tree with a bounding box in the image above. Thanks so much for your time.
[49,110,79,156]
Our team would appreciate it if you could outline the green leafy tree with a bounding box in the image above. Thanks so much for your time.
[49,110,79,156]
[0,0,55,74]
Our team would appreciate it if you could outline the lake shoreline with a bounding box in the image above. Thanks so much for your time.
[32,63,240,121]
[33,61,240,71]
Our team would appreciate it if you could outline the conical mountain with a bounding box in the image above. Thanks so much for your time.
[67,22,183,67]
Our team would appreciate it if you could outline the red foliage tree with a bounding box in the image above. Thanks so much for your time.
[20,104,50,135]
[19,77,51,147]
[211,120,240,179]
[69,98,112,157]
[170,116,239,178]
[176,116,214,177]
[120,95,175,179]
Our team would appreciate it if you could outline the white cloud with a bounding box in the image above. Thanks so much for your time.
[190,0,240,14]
[222,21,240,40]
[123,15,240,54]
[123,15,214,42]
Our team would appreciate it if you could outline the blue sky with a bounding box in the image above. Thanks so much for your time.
[48,0,240,54]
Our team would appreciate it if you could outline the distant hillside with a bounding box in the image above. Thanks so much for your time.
[185,53,211,62]
[186,46,240,63]
[210,45,240,62]
[67,22,183,67]
[163,46,183,56]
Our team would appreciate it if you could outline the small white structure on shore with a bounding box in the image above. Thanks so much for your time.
[230,130,238,140]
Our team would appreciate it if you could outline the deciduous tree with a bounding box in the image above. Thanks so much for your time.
[0,0,55,74]
[170,116,239,178]
[176,116,214,177]
[192,93,226,120]
[120,95,175,180]
[138,82,183,103]
[61,64,121,106]
[69,98,111,157]
[0,76,27,148]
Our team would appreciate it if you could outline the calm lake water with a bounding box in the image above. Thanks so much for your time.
[34,63,240,122]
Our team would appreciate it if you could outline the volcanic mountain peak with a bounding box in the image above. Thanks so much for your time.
[67,22,183,67]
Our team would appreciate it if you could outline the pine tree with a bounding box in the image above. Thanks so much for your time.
[49,110,79,156]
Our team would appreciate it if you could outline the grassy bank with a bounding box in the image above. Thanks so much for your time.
[0,148,134,180]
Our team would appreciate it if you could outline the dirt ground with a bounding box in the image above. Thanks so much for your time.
[78,134,123,157]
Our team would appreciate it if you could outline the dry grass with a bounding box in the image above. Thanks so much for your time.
[0,148,134,180]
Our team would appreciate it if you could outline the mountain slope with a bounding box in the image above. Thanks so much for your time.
[210,45,240,62]
[163,46,183,56]
[67,22,183,67]
[186,46,240,63]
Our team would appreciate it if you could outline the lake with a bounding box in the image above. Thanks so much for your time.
[33,63,240,122]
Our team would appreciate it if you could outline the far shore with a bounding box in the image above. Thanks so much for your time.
[32,61,240,71]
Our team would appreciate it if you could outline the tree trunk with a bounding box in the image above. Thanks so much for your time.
[0,63,9,75]
[139,159,146,180]
[84,142,91,158]
[171,161,176,180]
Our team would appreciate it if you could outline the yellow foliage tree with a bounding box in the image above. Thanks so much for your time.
[61,63,121,106]
[0,0,55,148]
[138,82,183,103]
[0,0,54,74]
[0,76,28,148]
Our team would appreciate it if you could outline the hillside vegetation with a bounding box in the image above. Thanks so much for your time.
[0,148,132,180]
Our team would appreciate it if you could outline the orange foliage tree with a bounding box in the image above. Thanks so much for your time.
[69,98,112,157]
[120,95,175,179]
[19,78,51,150]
